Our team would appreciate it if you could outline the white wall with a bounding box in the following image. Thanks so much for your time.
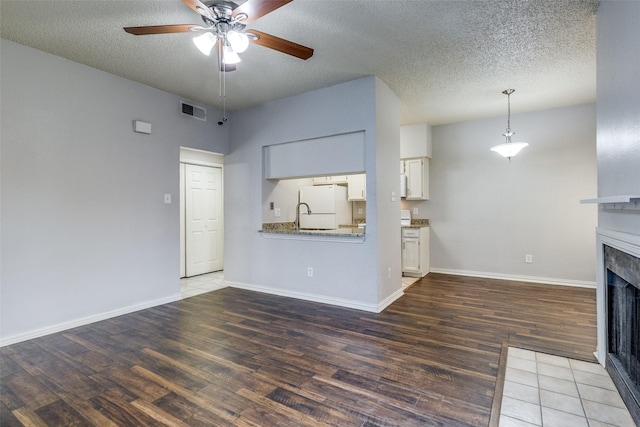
[596,1,640,234]
[224,76,402,310]
[423,104,597,285]
[0,40,228,344]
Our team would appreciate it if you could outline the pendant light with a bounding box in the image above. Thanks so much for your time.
[490,89,529,160]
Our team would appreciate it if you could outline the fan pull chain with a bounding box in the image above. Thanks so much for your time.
[218,61,227,125]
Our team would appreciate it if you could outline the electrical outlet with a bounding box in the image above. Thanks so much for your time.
[387,267,391,279]
[307,267,313,278]
[164,194,171,204]
[274,208,281,218]
[413,207,419,215]
[525,254,533,263]
[358,207,363,215]
[270,202,274,210]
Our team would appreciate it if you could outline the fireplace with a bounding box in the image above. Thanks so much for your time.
[601,236,640,424]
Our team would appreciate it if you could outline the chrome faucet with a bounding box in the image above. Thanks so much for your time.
[295,202,311,232]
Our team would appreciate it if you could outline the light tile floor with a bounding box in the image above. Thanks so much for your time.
[180,270,227,299]
[401,275,420,289]
[499,347,636,427]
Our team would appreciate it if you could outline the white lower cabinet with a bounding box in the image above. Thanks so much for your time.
[401,227,429,277]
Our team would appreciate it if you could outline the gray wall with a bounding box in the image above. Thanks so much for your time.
[0,40,228,343]
[374,79,402,300]
[224,76,403,310]
[422,104,597,285]
[596,1,640,234]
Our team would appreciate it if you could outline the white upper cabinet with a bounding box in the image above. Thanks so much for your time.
[347,174,366,201]
[400,123,432,159]
[313,175,348,185]
[405,158,429,200]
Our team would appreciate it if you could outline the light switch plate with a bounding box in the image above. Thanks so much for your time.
[274,208,281,218]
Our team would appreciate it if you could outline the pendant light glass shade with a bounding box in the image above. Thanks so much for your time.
[193,33,216,56]
[490,89,528,160]
[490,141,529,158]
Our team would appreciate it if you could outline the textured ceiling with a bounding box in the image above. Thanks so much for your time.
[0,0,598,125]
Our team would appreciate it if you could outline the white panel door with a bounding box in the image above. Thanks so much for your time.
[185,164,223,276]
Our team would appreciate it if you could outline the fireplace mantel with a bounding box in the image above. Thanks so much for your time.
[581,195,640,210]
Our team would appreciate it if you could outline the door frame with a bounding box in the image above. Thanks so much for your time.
[179,147,224,278]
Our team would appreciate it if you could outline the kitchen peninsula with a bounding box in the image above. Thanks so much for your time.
[261,222,366,238]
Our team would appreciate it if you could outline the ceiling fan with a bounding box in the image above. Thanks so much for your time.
[124,0,314,72]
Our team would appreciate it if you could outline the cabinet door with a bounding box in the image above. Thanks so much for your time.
[402,237,421,273]
[330,175,348,184]
[347,174,366,201]
[405,158,429,200]
[312,176,331,185]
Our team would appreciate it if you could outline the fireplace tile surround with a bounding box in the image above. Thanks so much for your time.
[596,228,640,425]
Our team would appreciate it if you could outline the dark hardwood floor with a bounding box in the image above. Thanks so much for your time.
[1,273,596,426]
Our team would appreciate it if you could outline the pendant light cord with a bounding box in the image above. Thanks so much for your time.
[506,92,511,133]
[504,89,514,135]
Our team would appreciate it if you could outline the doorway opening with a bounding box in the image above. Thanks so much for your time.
[179,147,224,278]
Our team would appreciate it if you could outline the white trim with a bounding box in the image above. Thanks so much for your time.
[377,288,405,312]
[595,228,640,366]
[226,280,402,313]
[0,294,182,347]
[179,146,224,168]
[429,268,596,288]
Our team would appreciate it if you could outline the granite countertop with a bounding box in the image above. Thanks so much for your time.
[261,227,365,237]
[403,219,430,228]
[261,222,365,237]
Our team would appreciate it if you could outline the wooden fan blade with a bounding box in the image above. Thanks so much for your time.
[182,0,214,18]
[234,0,293,24]
[246,30,313,60]
[124,24,200,35]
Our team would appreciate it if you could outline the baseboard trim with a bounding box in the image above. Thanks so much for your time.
[0,293,182,347]
[429,268,596,288]
[226,280,403,313]
[377,288,405,312]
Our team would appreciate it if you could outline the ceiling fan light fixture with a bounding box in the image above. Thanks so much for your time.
[193,32,216,56]
[227,30,249,53]
[490,89,529,160]
[222,45,242,64]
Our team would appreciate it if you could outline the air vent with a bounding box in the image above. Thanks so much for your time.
[181,101,206,121]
